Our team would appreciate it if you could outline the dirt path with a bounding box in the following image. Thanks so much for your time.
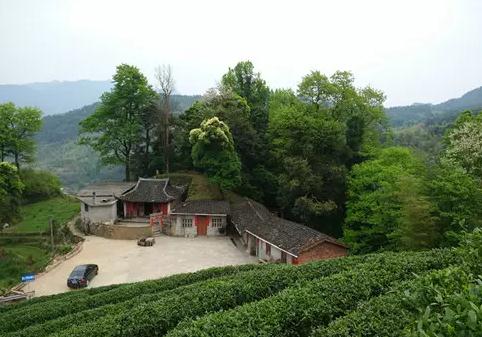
[23,235,255,297]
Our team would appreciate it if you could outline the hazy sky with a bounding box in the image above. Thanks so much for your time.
[1,0,481,106]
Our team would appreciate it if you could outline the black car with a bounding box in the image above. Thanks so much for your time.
[67,264,98,289]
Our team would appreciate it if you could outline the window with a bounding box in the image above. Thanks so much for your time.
[84,204,89,212]
[211,217,223,228]
[182,218,193,228]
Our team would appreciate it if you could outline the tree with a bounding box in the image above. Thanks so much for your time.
[221,61,270,132]
[155,65,175,173]
[268,71,387,236]
[0,103,15,162]
[343,147,427,253]
[443,111,482,178]
[429,162,482,246]
[79,64,158,181]
[0,102,42,169]
[390,175,440,250]
[0,162,24,224]
[189,117,241,189]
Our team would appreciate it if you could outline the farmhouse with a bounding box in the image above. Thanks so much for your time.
[78,177,346,264]
[78,178,229,237]
[231,198,347,264]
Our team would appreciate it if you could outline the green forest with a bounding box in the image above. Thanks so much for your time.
[73,61,481,252]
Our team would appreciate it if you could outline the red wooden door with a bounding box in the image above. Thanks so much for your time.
[195,216,209,236]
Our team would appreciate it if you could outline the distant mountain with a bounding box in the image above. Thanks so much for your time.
[387,86,482,126]
[0,80,112,115]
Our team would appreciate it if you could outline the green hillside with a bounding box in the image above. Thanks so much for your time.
[1,231,480,337]
[386,86,482,127]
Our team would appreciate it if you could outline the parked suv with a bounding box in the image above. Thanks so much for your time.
[67,264,98,289]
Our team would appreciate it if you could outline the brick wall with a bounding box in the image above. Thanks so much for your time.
[296,241,347,264]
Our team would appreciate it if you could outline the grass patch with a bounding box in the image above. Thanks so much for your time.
[8,196,79,233]
[0,245,51,294]
[158,171,223,201]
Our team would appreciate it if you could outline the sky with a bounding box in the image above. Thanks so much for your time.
[0,0,481,106]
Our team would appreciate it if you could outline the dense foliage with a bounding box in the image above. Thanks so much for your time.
[0,102,42,169]
[345,109,482,252]
[189,117,241,189]
[19,168,61,203]
[0,162,23,224]
[4,232,482,337]
[79,64,158,181]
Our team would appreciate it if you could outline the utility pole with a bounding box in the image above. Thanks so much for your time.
[49,218,54,253]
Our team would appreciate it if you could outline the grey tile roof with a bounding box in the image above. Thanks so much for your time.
[171,200,230,215]
[230,198,346,256]
[77,182,136,198]
[119,178,185,203]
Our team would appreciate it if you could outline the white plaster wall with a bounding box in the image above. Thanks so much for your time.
[81,202,117,224]
[271,246,282,261]
[257,240,267,260]
[172,215,197,237]
[206,216,226,236]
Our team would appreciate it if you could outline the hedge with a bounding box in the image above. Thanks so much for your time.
[310,267,471,337]
[0,263,270,333]
[165,249,457,337]
[44,254,365,337]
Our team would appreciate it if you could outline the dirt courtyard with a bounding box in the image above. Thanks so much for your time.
[24,235,256,297]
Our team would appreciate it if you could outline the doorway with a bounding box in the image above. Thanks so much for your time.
[196,216,209,236]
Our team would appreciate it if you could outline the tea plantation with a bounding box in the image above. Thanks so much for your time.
[1,231,481,337]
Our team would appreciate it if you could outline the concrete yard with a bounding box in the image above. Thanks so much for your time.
[24,235,256,297]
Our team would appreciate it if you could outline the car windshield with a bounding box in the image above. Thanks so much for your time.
[69,266,86,278]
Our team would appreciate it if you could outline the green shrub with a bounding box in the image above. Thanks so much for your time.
[311,267,472,337]
[165,249,456,337]
[20,169,61,204]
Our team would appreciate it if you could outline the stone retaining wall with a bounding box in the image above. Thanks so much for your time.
[84,222,152,240]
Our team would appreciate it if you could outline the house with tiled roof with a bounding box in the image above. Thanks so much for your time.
[78,177,346,263]
[230,198,347,264]
[77,178,229,238]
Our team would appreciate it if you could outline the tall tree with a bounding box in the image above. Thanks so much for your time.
[443,111,482,178]
[220,61,275,201]
[79,64,157,181]
[221,61,270,132]
[155,65,175,173]
[429,162,482,246]
[343,147,427,253]
[0,102,42,169]
[390,175,440,250]
[268,71,386,236]
[189,117,241,189]
[0,162,24,224]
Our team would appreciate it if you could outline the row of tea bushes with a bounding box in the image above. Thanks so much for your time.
[165,249,456,337]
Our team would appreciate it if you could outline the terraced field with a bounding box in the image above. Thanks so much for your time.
[1,231,481,337]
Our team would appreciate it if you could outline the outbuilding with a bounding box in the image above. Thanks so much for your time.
[230,198,347,264]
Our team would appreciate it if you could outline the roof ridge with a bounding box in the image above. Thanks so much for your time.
[246,199,265,221]
[162,178,175,199]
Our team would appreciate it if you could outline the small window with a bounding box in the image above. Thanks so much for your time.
[211,217,223,228]
[84,204,89,212]
[182,218,193,228]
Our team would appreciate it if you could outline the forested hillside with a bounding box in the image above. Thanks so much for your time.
[389,87,482,162]
[387,86,482,127]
